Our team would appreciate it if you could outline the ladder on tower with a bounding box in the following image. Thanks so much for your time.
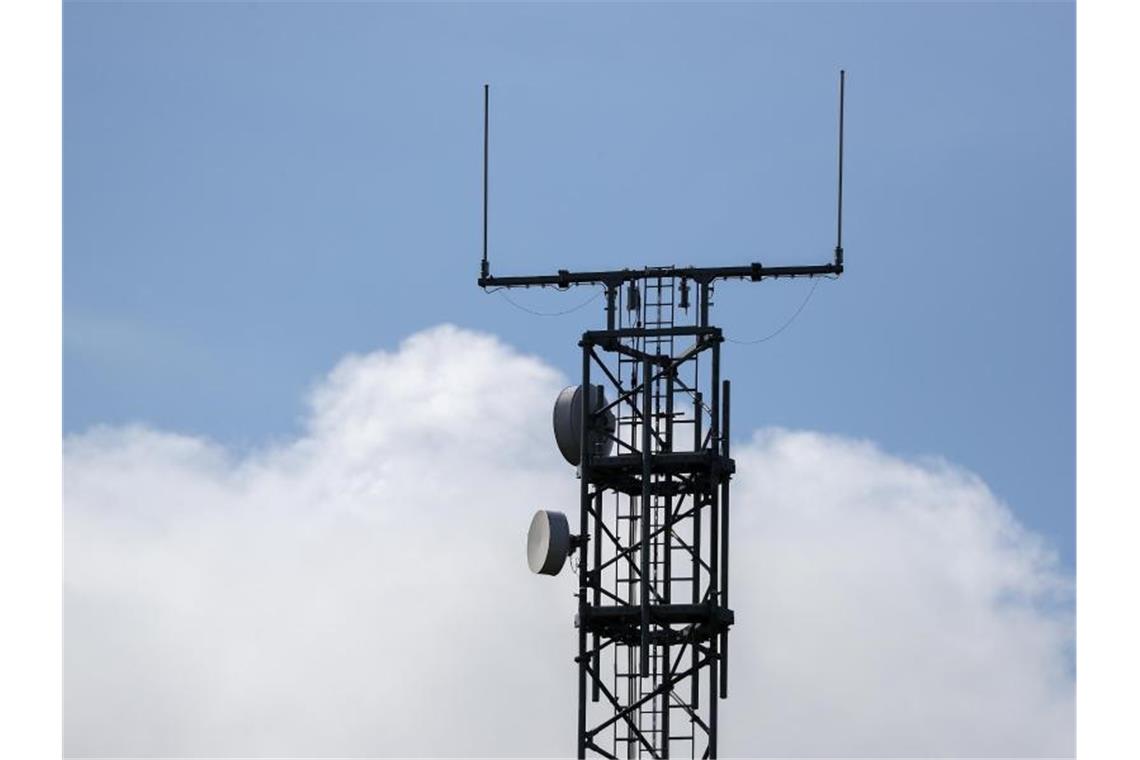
[609,269,697,758]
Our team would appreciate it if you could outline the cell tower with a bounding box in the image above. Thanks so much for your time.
[479,73,847,759]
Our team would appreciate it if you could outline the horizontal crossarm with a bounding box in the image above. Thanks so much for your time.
[479,262,842,290]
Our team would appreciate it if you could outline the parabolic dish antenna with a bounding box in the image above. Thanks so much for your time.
[527,509,572,575]
[552,384,616,466]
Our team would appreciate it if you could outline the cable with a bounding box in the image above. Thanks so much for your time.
[487,286,604,317]
[725,277,823,345]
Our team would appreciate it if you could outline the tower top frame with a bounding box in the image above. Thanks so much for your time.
[476,71,846,294]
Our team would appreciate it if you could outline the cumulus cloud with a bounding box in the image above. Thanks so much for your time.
[64,325,1073,757]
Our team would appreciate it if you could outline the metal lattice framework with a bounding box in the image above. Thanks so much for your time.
[576,272,732,759]
[477,72,847,759]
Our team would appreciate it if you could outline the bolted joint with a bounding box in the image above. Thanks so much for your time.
[569,533,587,552]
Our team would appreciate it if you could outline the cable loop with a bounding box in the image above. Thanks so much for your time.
[725,278,823,345]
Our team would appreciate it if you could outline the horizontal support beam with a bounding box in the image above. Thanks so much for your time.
[584,325,722,344]
[591,472,713,498]
[479,261,842,290]
[592,451,735,477]
[583,603,734,629]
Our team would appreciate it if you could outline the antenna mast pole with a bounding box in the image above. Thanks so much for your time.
[482,84,490,280]
[839,70,848,267]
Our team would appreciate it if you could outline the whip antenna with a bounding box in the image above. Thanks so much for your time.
[834,69,843,270]
[482,84,490,280]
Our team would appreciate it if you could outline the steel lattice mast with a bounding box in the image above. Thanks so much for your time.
[480,72,847,759]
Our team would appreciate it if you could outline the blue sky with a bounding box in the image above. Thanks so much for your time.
[64,2,1074,568]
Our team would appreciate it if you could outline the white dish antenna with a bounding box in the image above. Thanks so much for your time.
[552,384,616,466]
[527,509,574,575]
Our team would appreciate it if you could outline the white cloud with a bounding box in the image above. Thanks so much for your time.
[64,324,1074,757]
[722,431,1073,757]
